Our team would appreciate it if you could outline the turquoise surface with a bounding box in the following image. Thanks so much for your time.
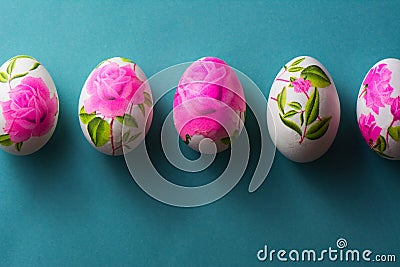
[1,1,400,266]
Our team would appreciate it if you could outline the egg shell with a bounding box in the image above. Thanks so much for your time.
[78,57,153,156]
[173,57,246,153]
[356,58,400,160]
[0,55,59,155]
[267,56,340,162]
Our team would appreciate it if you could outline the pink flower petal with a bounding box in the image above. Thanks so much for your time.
[84,61,143,118]
[0,77,57,142]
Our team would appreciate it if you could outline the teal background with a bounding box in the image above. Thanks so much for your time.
[1,0,400,266]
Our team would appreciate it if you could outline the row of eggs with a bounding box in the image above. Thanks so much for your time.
[0,55,398,162]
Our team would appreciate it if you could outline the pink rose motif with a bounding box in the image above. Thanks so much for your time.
[1,77,58,143]
[292,78,311,94]
[84,62,144,118]
[363,64,393,114]
[390,96,400,121]
[175,57,246,113]
[358,113,382,147]
[173,57,246,141]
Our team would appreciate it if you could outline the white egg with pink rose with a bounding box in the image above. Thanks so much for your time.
[78,57,153,156]
[0,55,59,155]
[173,57,246,154]
[356,58,400,160]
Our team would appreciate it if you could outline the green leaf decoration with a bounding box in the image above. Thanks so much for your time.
[79,106,96,124]
[279,113,302,136]
[374,135,386,153]
[221,137,231,146]
[143,92,152,107]
[15,142,23,152]
[288,66,304,72]
[115,116,123,124]
[305,116,332,140]
[0,134,13,146]
[276,95,282,112]
[289,76,297,82]
[184,134,191,145]
[233,129,239,139]
[300,65,331,88]
[300,112,304,126]
[10,72,29,81]
[123,130,142,145]
[304,88,319,125]
[124,144,132,150]
[138,103,145,117]
[11,55,35,61]
[277,86,286,114]
[290,57,306,67]
[388,126,400,142]
[288,101,302,111]
[29,62,41,71]
[0,72,8,83]
[128,132,142,143]
[7,59,16,74]
[124,114,139,128]
[80,114,95,124]
[124,114,138,127]
[122,130,130,143]
[116,114,138,128]
[283,110,298,118]
[87,117,110,147]
[120,57,134,63]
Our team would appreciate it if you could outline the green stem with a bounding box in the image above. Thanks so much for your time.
[110,118,115,156]
[276,69,287,81]
[299,125,307,144]
[358,85,367,99]
[276,78,290,83]
[386,118,395,149]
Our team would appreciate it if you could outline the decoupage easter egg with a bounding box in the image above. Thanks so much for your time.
[173,57,246,153]
[356,58,400,160]
[78,57,153,156]
[267,56,340,162]
[0,55,59,155]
